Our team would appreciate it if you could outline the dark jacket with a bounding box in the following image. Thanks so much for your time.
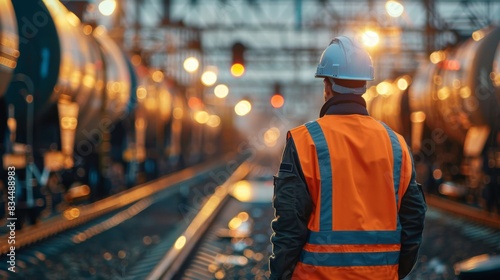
[269,94,427,279]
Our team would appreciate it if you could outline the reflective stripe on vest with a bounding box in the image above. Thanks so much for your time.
[380,122,402,207]
[305,121,332,231]
[300,250,400,267]
[299,120,403,267]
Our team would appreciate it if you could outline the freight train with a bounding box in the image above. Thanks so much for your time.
[0,0,234,228]
[365,26,500,213]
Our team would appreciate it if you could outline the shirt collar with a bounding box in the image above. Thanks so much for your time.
[319,94,369,117]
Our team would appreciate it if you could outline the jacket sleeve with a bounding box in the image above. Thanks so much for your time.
[269,135,312,280]
[398,150,427,279]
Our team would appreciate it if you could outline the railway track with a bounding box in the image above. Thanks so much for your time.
[0,153,250,279]
[425,194,500,230]
[411,206,500,280]
[150,181,500,280]
[148,177,273,280]
[170,197,271,280]
[3,158,500,279]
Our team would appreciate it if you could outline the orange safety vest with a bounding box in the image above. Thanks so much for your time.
[289,114,413,280]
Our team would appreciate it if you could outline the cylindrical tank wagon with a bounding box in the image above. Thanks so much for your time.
[0,0,231,228]
[0,0,139,225]
[367,26,500,211]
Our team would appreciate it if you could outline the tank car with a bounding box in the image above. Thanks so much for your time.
[0,0,140,226]
[0,0,141,225]
[411,26,500,206]
[0,0,232,228]
[364,75,412,141]
[367,26,500,212]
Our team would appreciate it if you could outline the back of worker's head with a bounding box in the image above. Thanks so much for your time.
[315,36,374,95]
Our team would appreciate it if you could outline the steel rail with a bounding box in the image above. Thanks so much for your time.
[146,162,252,280]
[426,194,500,230]
[0,152,249,255]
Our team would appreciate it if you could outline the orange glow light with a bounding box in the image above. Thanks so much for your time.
[231,63,245,77]
[270,94,285,108]
[188,97,203,110]
[439,60,461,71]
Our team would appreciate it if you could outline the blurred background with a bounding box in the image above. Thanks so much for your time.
[1,0,500,279]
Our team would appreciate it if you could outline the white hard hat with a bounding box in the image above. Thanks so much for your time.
[315,36,374,81]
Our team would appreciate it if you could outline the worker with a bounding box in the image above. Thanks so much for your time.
[269,36,427,280]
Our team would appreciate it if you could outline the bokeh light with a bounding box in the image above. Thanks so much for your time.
[183,57,199,73]
[98,0,116,16]
[214,84,229,98]
[201,69,218,86]
[231,63,245,77]
[385,1,404,18]
[361,30,380,47]
[234,100,252,116]
[270,94,285,108]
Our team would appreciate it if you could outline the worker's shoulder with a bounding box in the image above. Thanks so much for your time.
[376,122,411,151]
[287,119,320,139]
[377,121,406,138]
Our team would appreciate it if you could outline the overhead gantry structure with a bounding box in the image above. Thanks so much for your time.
[76,0,500,117]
